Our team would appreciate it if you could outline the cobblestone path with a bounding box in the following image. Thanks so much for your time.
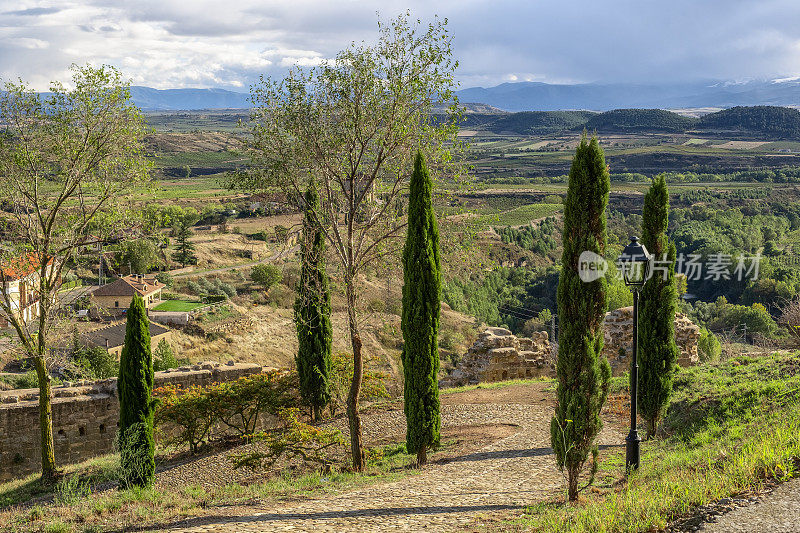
[162,394,623,532]
[700,477,800,533]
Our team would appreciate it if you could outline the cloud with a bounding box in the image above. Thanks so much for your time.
[1,0,800,90]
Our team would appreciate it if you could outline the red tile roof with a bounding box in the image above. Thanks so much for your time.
[92,275,165,298]
[0,253,44,281]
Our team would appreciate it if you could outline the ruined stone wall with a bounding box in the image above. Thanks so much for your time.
[0,361,261,482]
[602,306,700,375]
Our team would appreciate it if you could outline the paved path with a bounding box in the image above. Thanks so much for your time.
[161,398,623,533]
[700,478,800,533]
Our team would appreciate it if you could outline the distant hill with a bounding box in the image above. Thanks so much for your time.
[455,80,800,112]
[697,106,800,138]
[130,87,250,110]
[481,111,596,135]
[584,109,698,133]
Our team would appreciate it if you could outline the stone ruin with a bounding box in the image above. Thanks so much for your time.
[442,308,701,387]
[0,361,262,482]
[440,327,552,387]
[602,306,700,374]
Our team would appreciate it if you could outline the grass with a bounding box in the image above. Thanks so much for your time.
[152,299,206,312]
[512,352,800,532]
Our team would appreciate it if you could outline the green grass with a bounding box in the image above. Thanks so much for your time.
[152,299,206,312]
[513,352,800,532]
[441,377,553,395]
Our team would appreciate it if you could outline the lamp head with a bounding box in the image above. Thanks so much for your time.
[620,236,651,287]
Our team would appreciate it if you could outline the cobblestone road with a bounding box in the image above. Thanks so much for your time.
[700,478,800,533]
[161,393,623,532]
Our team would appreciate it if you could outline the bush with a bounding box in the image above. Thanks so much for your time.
[328,352,389,418]
[74,347,119,379]
[252,264,282,291]
[153,339,185,372]
[154,371,299,452]
[698,328,722,363]
[156,272,174,289]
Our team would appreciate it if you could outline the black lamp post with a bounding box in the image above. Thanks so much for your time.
[619,236,651,472]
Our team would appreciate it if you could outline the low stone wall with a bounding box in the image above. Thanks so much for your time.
[0,361,262,482]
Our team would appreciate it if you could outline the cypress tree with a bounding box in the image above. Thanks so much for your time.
[294,186,333,422]
[402,152,441,466]
[638,175,679,438]
[551,135,612,502]
[117,294,155,487]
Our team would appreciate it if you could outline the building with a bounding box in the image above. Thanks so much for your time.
[80,321,172,358]
[91,275,165,317]
[0,254,53,329]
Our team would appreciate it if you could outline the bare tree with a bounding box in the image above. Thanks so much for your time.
[0,65,149,481]
[231,13,462,470]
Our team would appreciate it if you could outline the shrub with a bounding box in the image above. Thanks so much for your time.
[252,264,282,291]
[74,346,119,379]
[231,408,344,471]
[328,352,389,418]
[53,474,91,505]
[153,339,185,372]
[274,225,289,244]
[154,384,216,454]
[155,272,174,289]
[698,328,722,363]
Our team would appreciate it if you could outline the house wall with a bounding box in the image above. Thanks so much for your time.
[0,361,262,482]
[92,290,162,314]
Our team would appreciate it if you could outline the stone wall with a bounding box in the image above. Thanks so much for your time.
[0,361,261,482]
[602,306,700,375]
[441,327,552,387]
[442,309,701,386]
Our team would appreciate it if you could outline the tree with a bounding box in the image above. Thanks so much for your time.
[294,186,333,422]
[550,135,612,502]
[252,264,282,292]
[233,13,461,471]
[0,65,149,481]
[172,214,198,267]
[638,175,679,439]
[117,294,156,487]
[120,239,159,274]
[401,152,441,466]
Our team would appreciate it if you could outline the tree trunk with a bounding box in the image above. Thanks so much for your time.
[34,356,57,482]
[417,446,427,467]
[345,284,365,472]
[568,468,579,502]
[313,405,322,423]
[645,417,657,440]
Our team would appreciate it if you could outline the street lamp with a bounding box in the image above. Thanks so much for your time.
[619,236,651,472]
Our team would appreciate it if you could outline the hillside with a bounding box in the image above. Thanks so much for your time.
[481,111,596,135]
[584,108,698,133]
[697,105,800,138]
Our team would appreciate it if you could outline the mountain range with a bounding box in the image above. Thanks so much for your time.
[129,79,800,112]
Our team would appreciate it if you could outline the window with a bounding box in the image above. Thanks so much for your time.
[115,301,119,307]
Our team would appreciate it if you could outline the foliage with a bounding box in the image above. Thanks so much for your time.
[401,153,442,464]
[328,352,390,418]
[0,64,149,481]
[154,371,298,452]
[119,239,160,274]
[638,175,680,438]
[697,327,722,362]
[73,346,119,380]
[585,108,698,133]
[155,272,174,289]
[231,408,345,471]
[697,105,800,138]
[172,215,198,267]
[152,339,185,372]
[252,264,282,292]
[550,135,612,502]
[691,297,779,336]
[294,187,333,421]
[117,295,156,487]
[496,217,558,255]
[274,225,289,244]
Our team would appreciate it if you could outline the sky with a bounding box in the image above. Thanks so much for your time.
[2,0,800,91]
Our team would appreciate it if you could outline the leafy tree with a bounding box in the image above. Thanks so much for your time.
[550,136,612,502]
[638,175,680,439]
[697,327,721,362]
[0,65,149,481]
[252,264,283,292]
[294,186,333,421]
[172,214,198,267]
[401,152,441,466]
[120,239,159,274]
[233,13,461,471]
[117,294,155,487]
[153,339,182,371]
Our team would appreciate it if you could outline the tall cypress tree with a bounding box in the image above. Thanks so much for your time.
[117,294,155,487]
[294,186,333,422]
[551,135,612,502]
[638,175,679,438]
[402,151,441,466]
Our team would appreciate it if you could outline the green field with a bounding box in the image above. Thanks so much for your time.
[152,300,206,312]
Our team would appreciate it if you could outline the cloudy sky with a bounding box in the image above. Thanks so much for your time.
[2,0,800,91]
